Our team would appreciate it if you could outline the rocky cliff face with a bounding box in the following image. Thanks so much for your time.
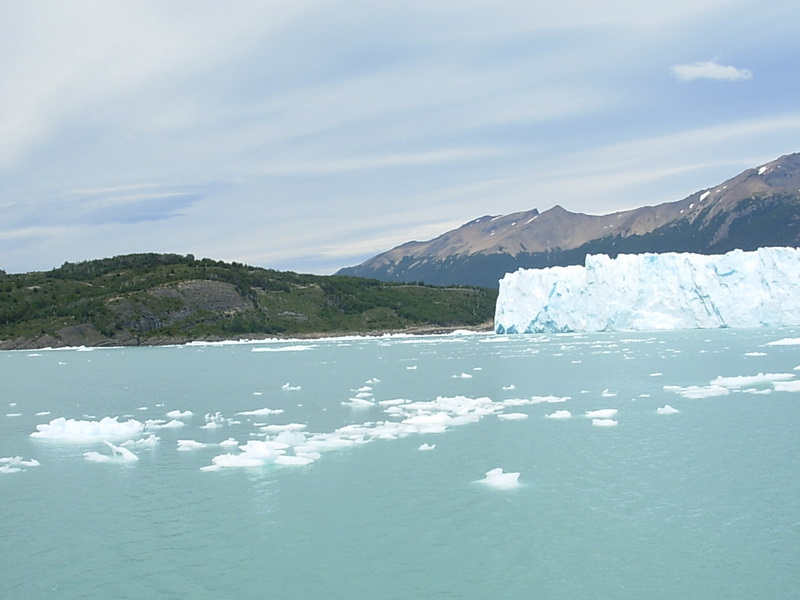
[338,153,800,287]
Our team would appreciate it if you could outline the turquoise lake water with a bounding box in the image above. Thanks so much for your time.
[2,328,799,599]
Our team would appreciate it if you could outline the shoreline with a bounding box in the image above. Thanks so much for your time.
[0,321,496,352]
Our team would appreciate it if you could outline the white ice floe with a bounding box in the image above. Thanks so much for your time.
[200,412,225,429]
[497,412,528,420]
[766,338,800,346]
[236,407,284,416]
[592,418,618,427]
[657,405,680,415]
[122,434,159,448]
[545,410,572,419]
[711,373,795,388]
[259,423,307,433]
[585,408,618,419]
[166,410,193,419]
[477,468,521,490]
[342,397,375,408]
[418,443,436,451]
[282,383,301,391]
[452,372,473,379]
[0,456,41,473]
[204,395,503,472]
[84,441,139,463]
[177,439,207,451]
[773,380,800,392]
[502,384,516,390]
[531,395,570,404]
[601,389,617,397]
[663,384,730,399]
[744,352,767,357]
[219,438,239,448]
[31,416,144,441]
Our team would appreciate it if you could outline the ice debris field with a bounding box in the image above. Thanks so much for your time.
[495,247,800,333]
[5,333,800,489]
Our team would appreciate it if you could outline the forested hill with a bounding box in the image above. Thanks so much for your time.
[0,253,497,350]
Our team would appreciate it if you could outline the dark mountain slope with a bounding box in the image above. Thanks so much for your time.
[338,152,800,287]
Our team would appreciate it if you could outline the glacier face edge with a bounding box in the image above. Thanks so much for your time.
[494,247,800,333]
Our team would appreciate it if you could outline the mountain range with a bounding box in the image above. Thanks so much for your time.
[338,152,800,288]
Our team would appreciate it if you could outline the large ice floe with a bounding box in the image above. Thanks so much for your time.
[495,247,800,333]
[30,417,144,441]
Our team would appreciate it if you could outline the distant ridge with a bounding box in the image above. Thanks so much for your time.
[338,152,800,287]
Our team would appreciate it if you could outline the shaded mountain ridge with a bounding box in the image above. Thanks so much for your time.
[338,152,800,287]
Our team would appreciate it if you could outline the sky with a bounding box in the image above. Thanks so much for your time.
[2,1,799,275]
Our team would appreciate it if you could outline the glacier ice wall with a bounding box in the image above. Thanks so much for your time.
[494,247,800,333]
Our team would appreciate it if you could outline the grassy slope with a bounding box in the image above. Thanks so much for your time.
[0,253,497,349]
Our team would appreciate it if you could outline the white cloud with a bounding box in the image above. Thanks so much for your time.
[671,60,753,82]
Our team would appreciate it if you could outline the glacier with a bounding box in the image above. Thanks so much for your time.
[494,247,800,333]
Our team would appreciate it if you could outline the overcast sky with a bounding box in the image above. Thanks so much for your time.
[2,1,799,274]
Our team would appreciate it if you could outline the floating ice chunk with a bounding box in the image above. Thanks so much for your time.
[601,389,617,397]
[378,399,407,406]
[711,373,794,388]
[31,417,144,441]
[177,439,207,451]
[502,384,516,391]
[773,380,800,392]
[274,430,307,446]
[122,434,159,448]
[166,410,193,419]
[663,384,730,399]
[236,407,284,416]
[219,438,239,448]
[766,338,800,346]
[84,441,139,463]
[453,372,473,379]
[407,365,417,370]
[282,383,301,391]
[342,398,375,408]
[744,352,767,357]
[366,378,381,384]
[200,412,224,429]
[531,395,570,404]
[545,410,572,419]
[592,418,618,427]
[585,409,618,419]
[650,372,663,377]
[0,456,41,473]
[6,413,21,417]
[497,412,528,420]
[418,443,436,451]
[202,454,263,470]
[260,423,307,433]
[657,405,680,415]
[477,468,521,490]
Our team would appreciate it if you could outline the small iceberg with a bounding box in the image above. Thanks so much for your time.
[477,467,521,490]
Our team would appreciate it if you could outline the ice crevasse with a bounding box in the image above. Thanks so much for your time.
[494,247,800,333]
